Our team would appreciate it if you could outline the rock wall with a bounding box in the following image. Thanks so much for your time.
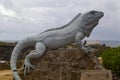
[0,45,14,61]
[19,48,104,80]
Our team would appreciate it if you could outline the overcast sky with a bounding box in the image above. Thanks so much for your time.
[0,0,120,41]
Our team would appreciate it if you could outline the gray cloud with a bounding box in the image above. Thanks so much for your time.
[0,0,120,40]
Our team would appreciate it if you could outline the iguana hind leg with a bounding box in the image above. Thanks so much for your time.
[24,42,46,76]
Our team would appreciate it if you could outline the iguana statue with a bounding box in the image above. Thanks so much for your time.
[10,10,104,80]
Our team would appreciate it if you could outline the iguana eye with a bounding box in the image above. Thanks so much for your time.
[90,11,96,14]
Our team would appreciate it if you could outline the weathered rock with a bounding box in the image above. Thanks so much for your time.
[20,48,104,80]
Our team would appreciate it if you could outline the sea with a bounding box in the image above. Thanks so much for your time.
[0,40,120,48]
[100,41,120,47]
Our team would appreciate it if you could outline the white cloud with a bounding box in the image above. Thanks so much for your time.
[0,4,17,17]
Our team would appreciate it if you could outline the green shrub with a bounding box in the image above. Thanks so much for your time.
[102,47,120,72]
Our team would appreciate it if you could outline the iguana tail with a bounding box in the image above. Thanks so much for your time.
[10,39,36,80]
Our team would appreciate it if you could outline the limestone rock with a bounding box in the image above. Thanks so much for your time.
[20,48,104,80]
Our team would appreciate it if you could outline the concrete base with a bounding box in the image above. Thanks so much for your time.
[81,70,112,80]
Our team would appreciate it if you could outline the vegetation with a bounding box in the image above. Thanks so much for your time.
[0,42,9,46]
[0,41,16,46]
[102,47,120,72]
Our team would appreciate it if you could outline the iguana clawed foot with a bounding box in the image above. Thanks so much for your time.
[23,57,36,76]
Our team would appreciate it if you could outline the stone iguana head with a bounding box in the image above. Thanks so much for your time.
[81,10,104,37]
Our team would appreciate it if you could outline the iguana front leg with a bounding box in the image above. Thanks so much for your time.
[75,32,89,52]
[24,42,46,76]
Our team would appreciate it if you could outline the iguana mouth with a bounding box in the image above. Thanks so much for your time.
[86,20,98,26]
